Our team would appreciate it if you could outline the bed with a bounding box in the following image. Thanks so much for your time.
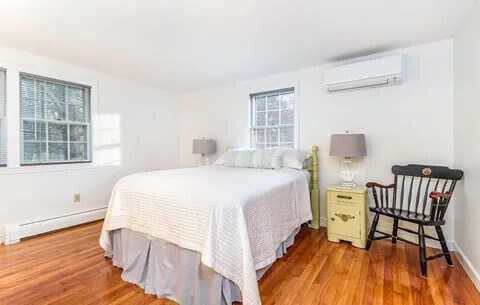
[100,146,320,305]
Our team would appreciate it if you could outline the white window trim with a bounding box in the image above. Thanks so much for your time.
[249,87,298,149]
[0,67,6,166]
[0,61,99,174]
[19,73,92,165]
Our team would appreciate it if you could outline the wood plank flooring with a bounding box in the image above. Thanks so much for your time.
[0,221,479,305]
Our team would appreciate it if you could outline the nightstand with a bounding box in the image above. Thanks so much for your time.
[327,186,367,248]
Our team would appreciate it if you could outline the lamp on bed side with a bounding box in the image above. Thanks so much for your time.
[192,138,216,165]
[329,133,367,189]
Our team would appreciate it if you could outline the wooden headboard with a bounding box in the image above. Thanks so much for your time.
[306,145,320,229]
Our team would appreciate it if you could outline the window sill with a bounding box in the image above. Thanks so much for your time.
[21,160,92,166]
[0,162,110,175]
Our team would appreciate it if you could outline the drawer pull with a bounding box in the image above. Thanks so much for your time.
[334,213,355,222]
[337,195,353,200]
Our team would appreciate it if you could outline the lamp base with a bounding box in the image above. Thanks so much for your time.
[336,181,357,189]
[337,158,357,189]
[200,154,211,165]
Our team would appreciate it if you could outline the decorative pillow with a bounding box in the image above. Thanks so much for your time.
[219,149,282,169]
[262,149,283,169]
[214,148,250,165]
[250,149,283,169]
[233,151,252,167]
[221,150,241,166]
[250,150,265,168]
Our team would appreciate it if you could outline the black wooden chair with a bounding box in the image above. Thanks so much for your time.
[365,164,463,276]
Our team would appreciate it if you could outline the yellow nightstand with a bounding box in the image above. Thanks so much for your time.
[327,186,367,248]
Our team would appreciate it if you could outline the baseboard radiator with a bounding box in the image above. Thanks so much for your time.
[1,207,106,245]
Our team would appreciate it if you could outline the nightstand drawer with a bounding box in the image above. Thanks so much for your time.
[328,204,361,238]
[328,191,364,204]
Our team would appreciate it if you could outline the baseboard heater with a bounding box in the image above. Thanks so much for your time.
[2,207,107,245]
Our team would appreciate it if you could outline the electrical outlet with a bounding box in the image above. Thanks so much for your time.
[74,193,81,203]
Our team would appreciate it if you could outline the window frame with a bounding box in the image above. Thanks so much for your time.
[249,87,297,150]
[19,73,92,166]
[0,68,6,167]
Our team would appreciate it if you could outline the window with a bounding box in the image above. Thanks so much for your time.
[20,74,91,165]
[250,87,295,149]
[0,69,5,165]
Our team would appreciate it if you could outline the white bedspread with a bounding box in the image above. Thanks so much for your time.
[100,165,312,305]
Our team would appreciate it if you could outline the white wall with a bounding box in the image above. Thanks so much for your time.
[453,0,480,288]
[179,40,455,239]
[0,45,180,228]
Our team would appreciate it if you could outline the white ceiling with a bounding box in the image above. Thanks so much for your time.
[0,0,474,92]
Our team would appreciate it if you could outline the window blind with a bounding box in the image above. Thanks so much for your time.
[0,69,6,165]
[250,88,295,149]
[20,74,91,165]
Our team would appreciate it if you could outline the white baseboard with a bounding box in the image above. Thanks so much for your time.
[453,242,480,292]
[1,207,106,245]
[0,226,4,245]
[320,216,454,250]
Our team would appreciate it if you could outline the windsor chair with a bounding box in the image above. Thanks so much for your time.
[365,164,463,276]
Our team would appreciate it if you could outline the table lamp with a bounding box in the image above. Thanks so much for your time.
[192,138,216,164]
[329,133,367,188]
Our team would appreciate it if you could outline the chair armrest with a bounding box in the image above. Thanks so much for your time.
[366,182,396,189]
[429,191,452,200]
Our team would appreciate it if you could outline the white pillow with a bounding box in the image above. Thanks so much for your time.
[276,148,310,169]
[213,154,226,165]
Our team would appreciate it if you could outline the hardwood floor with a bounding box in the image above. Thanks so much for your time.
[0,222,479,305]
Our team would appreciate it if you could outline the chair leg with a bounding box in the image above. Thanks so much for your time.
[418,225,427,277]
[392,218,399,244]
[366,213,380,251]
[435,225,453,266]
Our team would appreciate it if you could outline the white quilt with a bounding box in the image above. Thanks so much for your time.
[100,165,312,305]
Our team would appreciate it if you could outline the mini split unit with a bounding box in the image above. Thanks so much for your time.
[324,55,405,93]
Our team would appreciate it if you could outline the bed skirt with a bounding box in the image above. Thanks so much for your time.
[105,227,300,305]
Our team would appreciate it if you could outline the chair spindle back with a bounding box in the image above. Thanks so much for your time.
[368,164,463,223]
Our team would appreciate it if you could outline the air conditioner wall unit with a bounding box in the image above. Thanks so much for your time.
[324,55,405,93]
